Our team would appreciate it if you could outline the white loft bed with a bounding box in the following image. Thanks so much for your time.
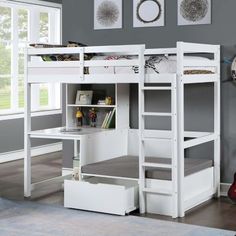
[26,44,218,84]
[24,42,220,218]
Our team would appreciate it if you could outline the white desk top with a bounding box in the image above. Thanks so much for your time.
[29,127,113,140]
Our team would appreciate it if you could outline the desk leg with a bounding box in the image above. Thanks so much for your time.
[79,137,87,181]
[73,139,81,180]
[24,82,31,197]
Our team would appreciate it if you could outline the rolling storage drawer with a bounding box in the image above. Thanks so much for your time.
[64,178,139,215]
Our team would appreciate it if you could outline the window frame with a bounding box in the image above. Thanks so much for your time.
[0,0,62,117]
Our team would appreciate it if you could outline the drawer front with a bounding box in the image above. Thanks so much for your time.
[64,179,138,215]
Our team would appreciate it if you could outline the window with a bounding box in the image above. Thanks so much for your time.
[0,1,61,115]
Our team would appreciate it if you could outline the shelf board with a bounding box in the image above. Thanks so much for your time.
[67,104,116,108]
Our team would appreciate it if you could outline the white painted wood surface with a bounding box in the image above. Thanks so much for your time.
[146,167,214,216]
[116,84,130,129]
[64,178,139,215]
[177,42,185,217]
[25,42,221,218]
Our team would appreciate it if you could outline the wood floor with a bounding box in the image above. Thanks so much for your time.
[0,152,236,232]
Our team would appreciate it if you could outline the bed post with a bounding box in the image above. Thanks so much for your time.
[171,75,178,218]
[24,48,31,197]
[214,46,221,197]
[138,45,146,214]
[177,42,185,217]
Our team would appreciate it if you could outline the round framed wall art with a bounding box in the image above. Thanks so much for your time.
[133,0,165,28]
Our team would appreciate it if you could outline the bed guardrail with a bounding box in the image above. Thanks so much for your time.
[178,42,220,54]
[27,44,146,82]
[27,44,146,55]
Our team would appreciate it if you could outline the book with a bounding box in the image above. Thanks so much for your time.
[106,108,116,129]
[105,111,112,128]
[109,109,116,128]
[102,111,111,128]
[101,113,109,128]
[97,100,106,105]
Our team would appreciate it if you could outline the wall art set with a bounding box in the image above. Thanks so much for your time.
[94,0,211,29]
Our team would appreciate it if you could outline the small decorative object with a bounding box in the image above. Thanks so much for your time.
[76,108,83,126]
[97,99,106,105]
[178,0,211,26]
[75,90,93,105]
[94,0,122,30]
[88,108,97,127]
[228,172,236,203]
[105,96,112,105]
[133,0,165,28]
[72,167,80,181]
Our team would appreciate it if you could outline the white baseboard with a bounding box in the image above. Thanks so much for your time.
[0,142,62,163]
[220,183,231,197]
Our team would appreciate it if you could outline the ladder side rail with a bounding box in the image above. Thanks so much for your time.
[177,42,185,217]
[171,76,178,218]
[138,45,146,214]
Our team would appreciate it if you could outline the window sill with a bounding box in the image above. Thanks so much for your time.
[0,109,62,121]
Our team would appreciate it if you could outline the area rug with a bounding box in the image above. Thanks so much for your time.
[0,198,235,236]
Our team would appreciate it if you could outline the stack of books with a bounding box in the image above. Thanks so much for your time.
[97,100,106,105]
[101,108,116,129]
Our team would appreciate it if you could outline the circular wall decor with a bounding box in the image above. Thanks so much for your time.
[136,0,162,24]
[180,0,209,22]
[96,0,120,27]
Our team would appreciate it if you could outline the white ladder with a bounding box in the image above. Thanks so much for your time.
[138,77,178,218]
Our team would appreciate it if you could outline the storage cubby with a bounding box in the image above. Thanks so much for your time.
[65,84,129,129]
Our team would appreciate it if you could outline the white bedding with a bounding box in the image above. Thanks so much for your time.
[88,55,214,74]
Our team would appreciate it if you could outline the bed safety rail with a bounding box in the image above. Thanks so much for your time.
[177,42,220,54]
[27,44,146,83]
[145,48,177,56]
[177,42,220,82]
[27,44,146,55]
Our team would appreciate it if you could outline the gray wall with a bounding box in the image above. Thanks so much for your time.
[62,0,236,183]
[0,0,62,155]
[0,114,62,153]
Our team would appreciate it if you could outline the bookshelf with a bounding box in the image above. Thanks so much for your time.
[65,84,129,130]
[67,104,116,108]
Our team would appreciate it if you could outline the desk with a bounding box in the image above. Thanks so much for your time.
[25,126,113,197]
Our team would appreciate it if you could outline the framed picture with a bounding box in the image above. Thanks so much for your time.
[178,0,211,26]
[133,0,165,28]
[75,91,93,105]
[94,0,122,30]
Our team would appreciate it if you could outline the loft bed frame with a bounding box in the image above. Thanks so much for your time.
[24,42,220,218]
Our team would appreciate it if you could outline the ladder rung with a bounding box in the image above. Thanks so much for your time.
[142,86,172,91]
[143,188,172,196]
[142,112,172,117]
[142,162,172,169]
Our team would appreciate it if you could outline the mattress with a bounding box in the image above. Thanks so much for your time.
[81,156,213,180]
[88,55,215,75]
